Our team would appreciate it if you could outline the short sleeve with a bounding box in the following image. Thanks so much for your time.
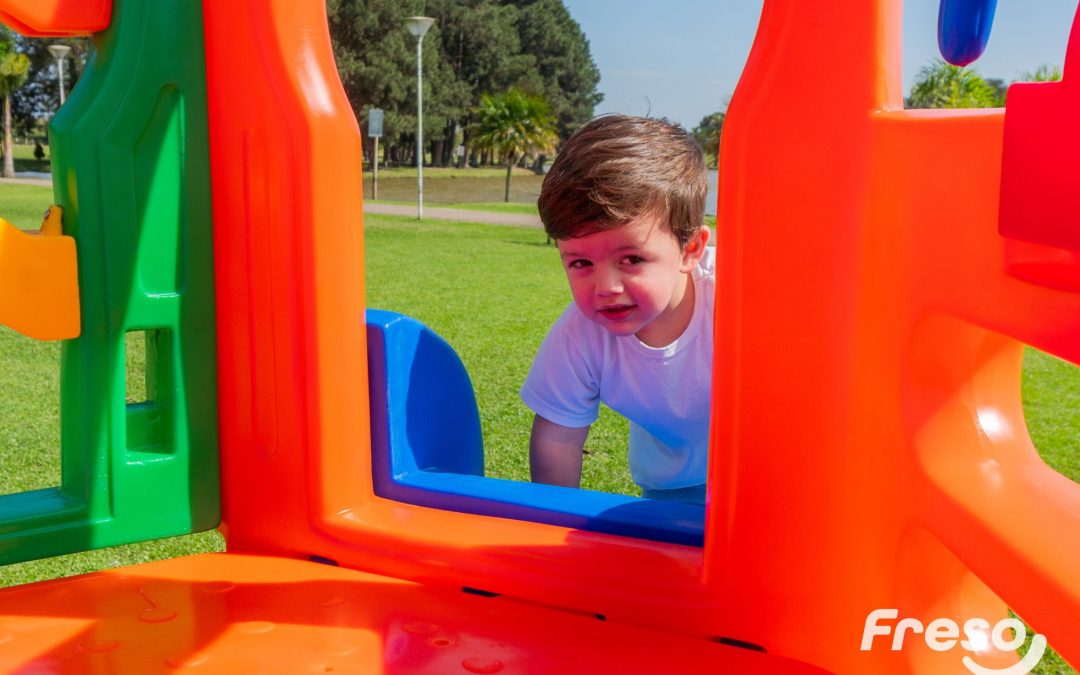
[520,305,601,428]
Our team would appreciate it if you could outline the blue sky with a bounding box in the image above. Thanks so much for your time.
[561,1,1077,128]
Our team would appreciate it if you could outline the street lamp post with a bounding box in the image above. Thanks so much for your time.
[47,45,72,108]
[405,16,434,220]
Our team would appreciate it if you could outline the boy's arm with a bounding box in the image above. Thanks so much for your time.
[529,414,590,488]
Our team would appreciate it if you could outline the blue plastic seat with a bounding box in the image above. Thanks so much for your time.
[366,309,705,547]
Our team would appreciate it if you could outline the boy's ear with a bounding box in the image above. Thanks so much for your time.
[680,225,710,270]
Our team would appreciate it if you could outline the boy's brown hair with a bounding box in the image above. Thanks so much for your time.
[538,115,708,247]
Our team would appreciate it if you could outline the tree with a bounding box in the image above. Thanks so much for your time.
[0,29,31,178]
[907,59,1001,109]
[984,77,1007,104]
[425,0,536,166]
[470,89,557,201]
[1018,64,1063,83]
[11,35,89,137]
[985,65,1062,106]
[692,111,725,168]
[510,0,603,140]
[328,0,467,167]
[327,1,602,168]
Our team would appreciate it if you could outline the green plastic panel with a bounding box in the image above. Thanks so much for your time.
[0,0,219,564]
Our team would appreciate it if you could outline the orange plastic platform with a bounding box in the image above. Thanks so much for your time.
[0,554,826,674]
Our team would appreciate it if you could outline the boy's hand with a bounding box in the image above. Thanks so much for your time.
[529,414,589,488]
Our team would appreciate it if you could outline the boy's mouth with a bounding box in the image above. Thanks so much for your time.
[598,304,635,321]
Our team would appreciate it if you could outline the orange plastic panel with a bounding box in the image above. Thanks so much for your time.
[0,554,827,674]
[0,207,79,340]
[707,1,1080,672]
[201,0,720,644]
[200,0,1080,672]
[0,0,109,36]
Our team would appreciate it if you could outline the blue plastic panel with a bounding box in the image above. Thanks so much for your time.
[366,309,705,547]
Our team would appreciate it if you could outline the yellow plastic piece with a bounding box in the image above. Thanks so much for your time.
[0,206,80,340]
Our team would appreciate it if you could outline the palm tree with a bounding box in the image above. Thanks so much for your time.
[907,59,1001,109]
[0,36,31,178]
[470,89,558,202]
[1017,64,1063,83]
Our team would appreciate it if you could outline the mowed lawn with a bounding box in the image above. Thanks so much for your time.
[0,194,635,587]
[1,186,1079,672]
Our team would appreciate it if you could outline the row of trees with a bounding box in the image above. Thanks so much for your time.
[907,59,1061,108]
[2,1,597,182]
[0,26,87,177]
[327,0,601,170]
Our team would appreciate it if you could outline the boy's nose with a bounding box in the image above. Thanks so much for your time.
[595,267,624,295]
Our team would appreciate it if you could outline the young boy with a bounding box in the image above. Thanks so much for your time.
[521,115,713,505]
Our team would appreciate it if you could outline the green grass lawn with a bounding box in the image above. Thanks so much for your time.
[0,185,1076,673]
[1,142,52,175]
[0,182,54,228]
[362,215,633,489]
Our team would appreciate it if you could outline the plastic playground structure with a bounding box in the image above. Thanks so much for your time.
[0,0,1078,672]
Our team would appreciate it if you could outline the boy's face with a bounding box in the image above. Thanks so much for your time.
[557,214,709,347]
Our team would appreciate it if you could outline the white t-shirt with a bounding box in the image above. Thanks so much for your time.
[521,248,714,490]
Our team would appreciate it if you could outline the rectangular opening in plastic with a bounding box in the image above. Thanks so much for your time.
[1022,347,1079,483]
[125,329,173,454]
[0,326,61,494]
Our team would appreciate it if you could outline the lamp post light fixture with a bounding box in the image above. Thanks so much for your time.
[47,44,72,108]
[405,16,434,220]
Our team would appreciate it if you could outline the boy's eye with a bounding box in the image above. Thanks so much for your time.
[620,255,646,265]
[567,259,592,270]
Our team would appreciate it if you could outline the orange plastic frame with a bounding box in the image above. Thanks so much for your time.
[0,0,1076,673]
[203,1,1080,672]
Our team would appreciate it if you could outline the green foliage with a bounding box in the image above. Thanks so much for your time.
[0,27,31,178]
[470,88,558,200]
[1018,64,1063,83]
[984,77,1007,104]
[429,0,536,97]
[0,52,30,96]
[10,35,90,135]
[907,59,1001,109]
[693,110,725,168]
[327,0,601,166]
[328,0,467,146]
[510,0,603,139]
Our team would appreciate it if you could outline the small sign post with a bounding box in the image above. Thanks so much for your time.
[368,108,384,199]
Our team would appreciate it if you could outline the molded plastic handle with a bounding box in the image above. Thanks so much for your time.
[0,206,80,339]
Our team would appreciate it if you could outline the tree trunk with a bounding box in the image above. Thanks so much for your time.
[431,138,443,168]
[504,153,515,202]
[2,94,14,179]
